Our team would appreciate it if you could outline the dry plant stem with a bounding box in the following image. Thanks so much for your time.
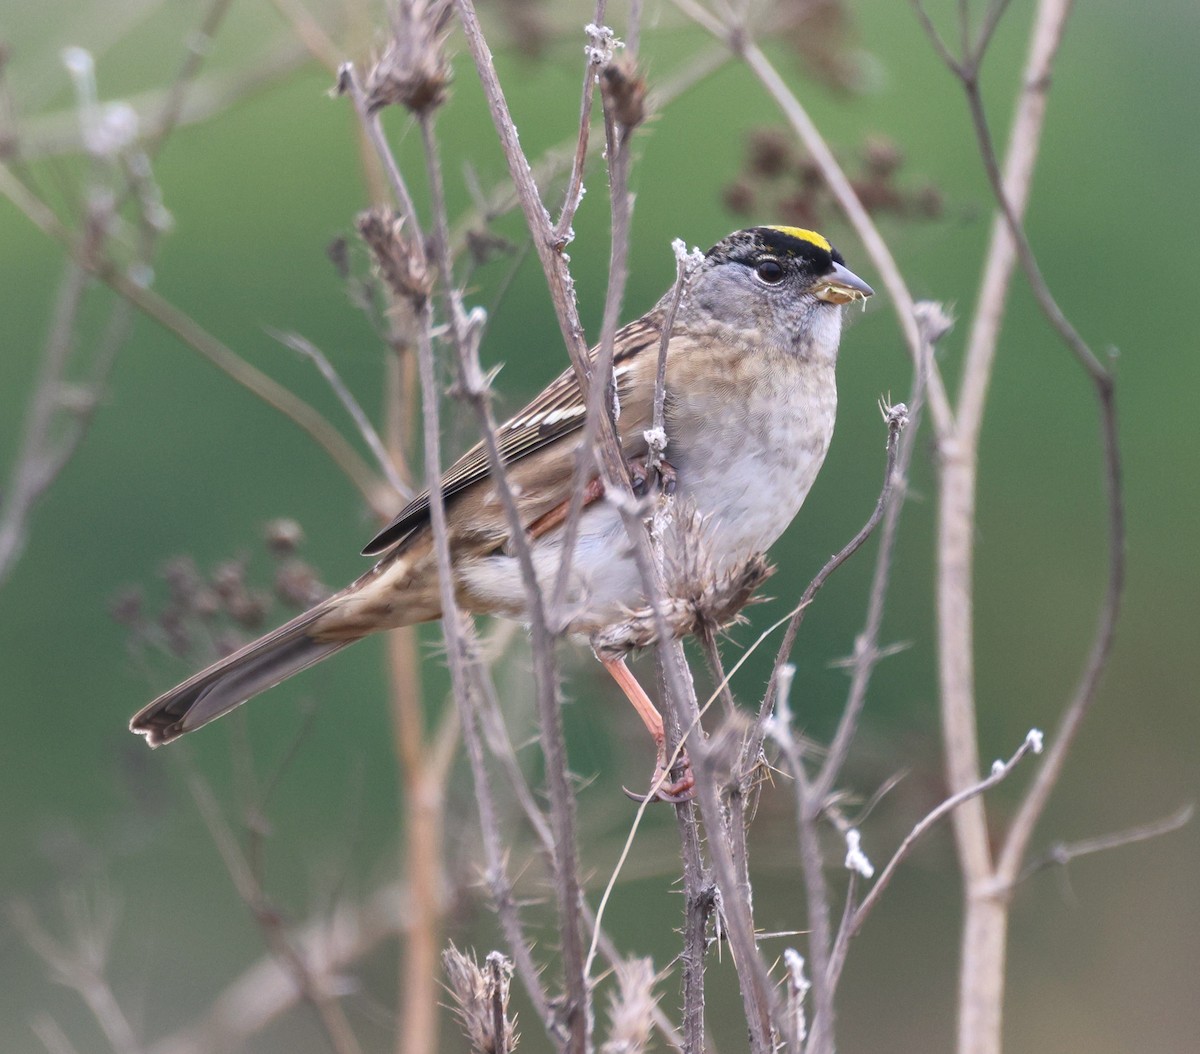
[449,43,731,257]
[960,55,1125,895]
[684,681,776,1054]
[656,661,713,1054]
[0,166,386,514]
[148,878,420,1054]
[415,110,590,1053]
[273,330,411,497]
[768,670,835,1054]
[144,0,237,151]
[340,66,421,223]
[11,902,144,1054]
[471,667,687,1051]
[0,255,90,587]
[186,771,363,1054]
[453,0,631,495]
[383,322,446,1054]
[825,735,1043,993]
[913,0,1118,1050]
[813,332,938,803]
[552,0,607,245]
[1017,803,1192,884]
[549,39,639,616]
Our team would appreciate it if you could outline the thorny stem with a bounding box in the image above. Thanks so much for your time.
[416,107,590,1051]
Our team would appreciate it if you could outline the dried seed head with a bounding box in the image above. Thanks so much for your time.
[748,128,792,178]
[357,207,432,306]
[442,943,517,1053]
[600,57,646,133]
[601,958,659,1054]
[365,0,453,115]
[264,518,305,555]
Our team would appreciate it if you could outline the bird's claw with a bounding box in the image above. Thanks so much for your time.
[622,749,696,804]
[628,456,677,499]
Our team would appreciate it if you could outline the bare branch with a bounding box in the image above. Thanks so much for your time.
[270,329,410,499]
[12,897,145,1054]
[186,770,363,1054]
[0,165,388,515]
[1016,803,1193,886]
[827,730,1046,991]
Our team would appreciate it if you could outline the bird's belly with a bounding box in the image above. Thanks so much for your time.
[668,385,836,562]
[457,375,836,633]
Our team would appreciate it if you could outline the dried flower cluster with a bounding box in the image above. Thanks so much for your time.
[442,944,518,1054]
[110,519,324,665]
[357,207,433,307]
[724,128,943,229]
[365,0,453,115]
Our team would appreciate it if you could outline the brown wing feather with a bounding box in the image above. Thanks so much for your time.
[362,315,662,556]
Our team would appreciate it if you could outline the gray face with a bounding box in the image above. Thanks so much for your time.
[677,226,872,354]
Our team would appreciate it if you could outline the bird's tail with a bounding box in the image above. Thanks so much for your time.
[129,604,354,747]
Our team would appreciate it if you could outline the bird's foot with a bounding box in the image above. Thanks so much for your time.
[622,748,696,804]
[628,456,677,498]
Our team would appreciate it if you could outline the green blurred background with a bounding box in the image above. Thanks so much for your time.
[2,1,1197,1051]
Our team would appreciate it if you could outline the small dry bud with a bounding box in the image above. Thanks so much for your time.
[326,236,350,280]
[862,135,903,177]
[264,518,305,555]
[915,182,944,218]
[211,559,247,602]
[274,559,326,608]
[601,57,646,133]
[465,227,514,267]
[109,587,144,627]
[226,590,269,630]
[357,207,432,306]
[161,557,202,606]
[365,0,453,115]
[722,179,756,215]
[748,128,791,178]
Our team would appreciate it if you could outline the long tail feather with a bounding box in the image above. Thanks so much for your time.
[129,605,354,747]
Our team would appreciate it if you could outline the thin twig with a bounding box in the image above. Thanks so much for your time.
[812,304,951,804]
[271,329,410,498]
[11,898,145,1054]
[0,164,387,514]
[416,103,589,1049]
[186,769,363,1054]
[1015,804,1193,885]
[827,731,1046,991]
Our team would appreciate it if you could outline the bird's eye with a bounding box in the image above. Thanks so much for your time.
[755,259,785,284]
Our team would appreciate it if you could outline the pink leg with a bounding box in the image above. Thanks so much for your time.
[600,656,695,803]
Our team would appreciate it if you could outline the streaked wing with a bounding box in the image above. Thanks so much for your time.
[362,315,662,555]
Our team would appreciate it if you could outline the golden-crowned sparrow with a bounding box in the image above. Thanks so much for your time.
[130,225,872,796]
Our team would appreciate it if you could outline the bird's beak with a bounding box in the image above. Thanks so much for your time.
[815,261,874,305]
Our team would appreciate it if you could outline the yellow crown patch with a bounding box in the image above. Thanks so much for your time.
[765,226,832,253]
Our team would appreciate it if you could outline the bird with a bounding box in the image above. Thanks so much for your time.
[129,225,873,800]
